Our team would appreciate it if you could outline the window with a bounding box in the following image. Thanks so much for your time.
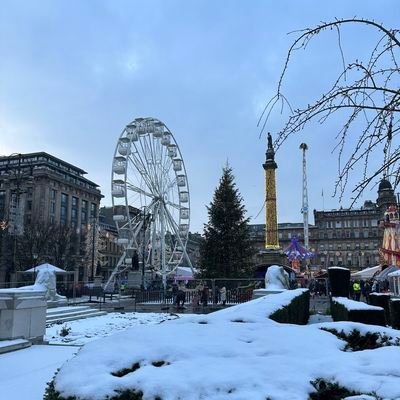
[90,203,97,219]
[336,221,342,228]
[81,200,88,224]
[51,189,57,200]
[60,193,69,224]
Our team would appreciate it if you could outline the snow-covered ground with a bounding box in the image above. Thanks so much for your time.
[46,312,179,345]
[2,292,400,400]
[0,312,177,400]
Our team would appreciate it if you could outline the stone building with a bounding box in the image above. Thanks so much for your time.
[249,178,398,271]
[0,152,102,283]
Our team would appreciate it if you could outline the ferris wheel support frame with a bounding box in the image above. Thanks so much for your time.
[107,117,193,291]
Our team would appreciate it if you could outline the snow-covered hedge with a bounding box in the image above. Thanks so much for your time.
[328,266,350,298]
[369,293,390,324]
[331,297,386,326]
[269,289,309,324]
[390,299,400,329]
[45,290,400,400]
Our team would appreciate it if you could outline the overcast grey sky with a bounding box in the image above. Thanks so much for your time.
[1,0,399,232]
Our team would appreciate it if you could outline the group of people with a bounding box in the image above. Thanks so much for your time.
[349,278,390,303]
[308,279,328,298]
[171,283,227,309]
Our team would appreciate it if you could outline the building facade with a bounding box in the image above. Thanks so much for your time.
[249,178,398,271]
[0,152,102,283]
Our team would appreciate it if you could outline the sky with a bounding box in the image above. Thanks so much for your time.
[0,0,399,233]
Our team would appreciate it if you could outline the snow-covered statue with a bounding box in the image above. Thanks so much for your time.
[18,268,66,303]
[265,265,290,290]
[34,268,66,302]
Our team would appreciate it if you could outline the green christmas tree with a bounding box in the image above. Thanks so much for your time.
[199,165,254,278]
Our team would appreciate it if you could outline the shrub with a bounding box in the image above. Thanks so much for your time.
[369,293,390,325]
[390,299,400,329]
[320,328,399,351]
[269,290,310,324]
[59,325,71,337]
[331,299,386,326]
[44,379,147,400]
[309,378,358,400]
[328,267,350,297]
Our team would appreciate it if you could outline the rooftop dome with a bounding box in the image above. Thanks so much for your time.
[379,178,393,191]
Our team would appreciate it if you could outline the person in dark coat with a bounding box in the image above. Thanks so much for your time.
[177,286,186,308]
[201,285,209,307]
[172,283,179,306]
[363,281,371,303]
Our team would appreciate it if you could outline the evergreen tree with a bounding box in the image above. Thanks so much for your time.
[199,165,254,278]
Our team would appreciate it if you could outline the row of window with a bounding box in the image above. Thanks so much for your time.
[322,219,378,229]
[319,242,379,251]
[319,230,378,239]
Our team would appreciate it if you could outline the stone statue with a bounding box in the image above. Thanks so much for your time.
[265,265,290,290]
[18,268,66,302]
[267,132,273,149]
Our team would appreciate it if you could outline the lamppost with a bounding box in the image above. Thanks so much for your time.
[33,253,38,281]
[91,222,95,283]
[141,207,146,290]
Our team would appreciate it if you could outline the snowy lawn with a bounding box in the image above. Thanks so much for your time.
[0,345,77,400]
[50,290,400,400]
[0,312,179,400]
[46,312,179,345]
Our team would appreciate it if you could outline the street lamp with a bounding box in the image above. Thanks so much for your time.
[90,217,97,283]
[141,207,146,289]
[33,253,38,281]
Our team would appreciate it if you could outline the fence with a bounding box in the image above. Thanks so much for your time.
[0,277,265,306]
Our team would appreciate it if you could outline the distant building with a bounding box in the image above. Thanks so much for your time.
[0,152,102,283]
[249,177,398,271]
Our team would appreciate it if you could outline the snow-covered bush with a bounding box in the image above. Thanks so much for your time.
[390,299,400,329]
[369,293,390,324]
[269,289,309,324]
[328,267,350,298]
[331,297,386,326]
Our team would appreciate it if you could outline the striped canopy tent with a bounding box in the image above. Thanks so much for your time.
[284,237,314,272]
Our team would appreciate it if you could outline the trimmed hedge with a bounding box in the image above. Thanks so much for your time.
[328,267,350,298]
[331,299,386,326]
[390,299,400,329]
[369,293,390,325]
[44,379,150,400]
[269,289,310,325]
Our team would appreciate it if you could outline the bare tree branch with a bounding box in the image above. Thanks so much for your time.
[261,18,400,205]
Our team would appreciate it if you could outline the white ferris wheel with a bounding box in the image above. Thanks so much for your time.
[107,117,193,289]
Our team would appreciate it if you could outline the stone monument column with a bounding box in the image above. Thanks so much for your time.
[263,133,279,249]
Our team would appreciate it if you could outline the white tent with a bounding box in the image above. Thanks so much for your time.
[24,263,70,274]
[351,265,380,280]
[174,266,197,280]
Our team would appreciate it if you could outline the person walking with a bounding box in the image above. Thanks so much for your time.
[363,280,371,303]
[353,280,361,301]
[201,285,209,307]
[214,285,220,304]
[172,283,179,306]
[220,286,227,306]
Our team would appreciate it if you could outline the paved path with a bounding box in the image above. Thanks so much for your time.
[309,295,330,314]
